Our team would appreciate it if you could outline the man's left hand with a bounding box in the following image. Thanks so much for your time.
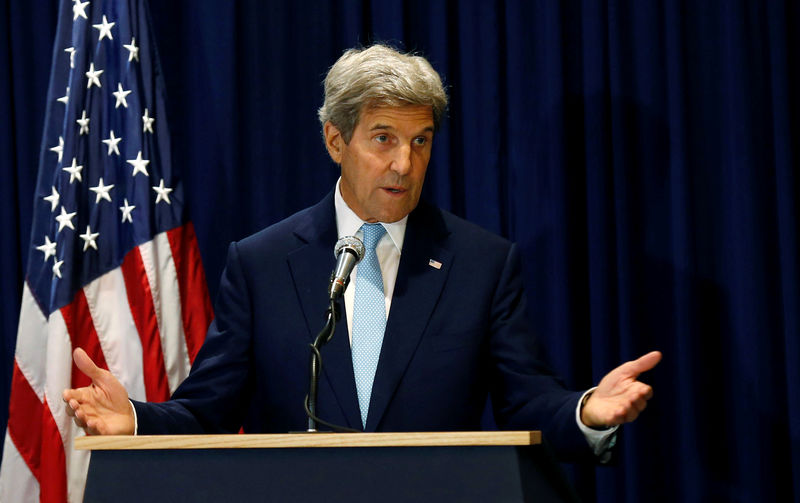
[581,351,662,429]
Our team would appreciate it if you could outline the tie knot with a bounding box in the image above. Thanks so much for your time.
[360,223,386,250]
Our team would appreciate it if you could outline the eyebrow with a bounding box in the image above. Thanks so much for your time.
[369,124,435,134]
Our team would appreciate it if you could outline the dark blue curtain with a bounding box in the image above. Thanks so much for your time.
[2,1,798,501]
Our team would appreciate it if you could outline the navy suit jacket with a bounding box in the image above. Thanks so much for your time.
[133,192,594,461]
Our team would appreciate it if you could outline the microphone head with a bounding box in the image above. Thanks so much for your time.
[334,236,365,262]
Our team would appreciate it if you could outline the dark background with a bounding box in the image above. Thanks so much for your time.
[2,1,799,501]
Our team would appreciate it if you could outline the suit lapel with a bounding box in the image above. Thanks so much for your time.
[287,192,362,430]
[365,202,452,431]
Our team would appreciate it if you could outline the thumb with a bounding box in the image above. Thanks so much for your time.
[625,350,662,376]
[73,347,104,382]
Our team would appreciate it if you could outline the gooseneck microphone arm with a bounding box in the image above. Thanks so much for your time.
[306,299,340,432]
[305,236,364,433]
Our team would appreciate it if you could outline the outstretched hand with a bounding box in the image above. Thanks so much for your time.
[62,348,135,435]
[580,351,662,429]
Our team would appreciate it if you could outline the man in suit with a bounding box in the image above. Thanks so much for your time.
[63,45,660,462]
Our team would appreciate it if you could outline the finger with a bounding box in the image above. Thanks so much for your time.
[86,419,101,436]
[73,399,99,418]
[65,399,76,417]
[73,409,89,429]
[68,398,82,415]
[619,351,662,378]
[73,348,105,382]
[631,397,648,414]
[64,386,93,405]
[624,408,640,423]
[633,351,662,372]
[627,382,653,401]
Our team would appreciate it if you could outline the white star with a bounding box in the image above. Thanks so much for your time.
[52,259,65,279]
[63,157,83,183]
[72,0,89,21]
[86,63,103,89]
[127,151,150,177]
[152,179,173,204]
[44,186,60,211]
[142,108,154,133]
[79,225,99,252]
[77,110,90,135]
[119,198,135,223]
[102,130,122,156]
[49,136,64,162]
[57,86,69,105]
[55,206,77,232]
[93,15,115,42]
[36,236,57,262]
[65,46,76,68]
[112,83,131,108]
[89,177,114,203]
[124,38,139,62]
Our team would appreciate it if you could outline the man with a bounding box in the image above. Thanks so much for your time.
[63,45,660,462]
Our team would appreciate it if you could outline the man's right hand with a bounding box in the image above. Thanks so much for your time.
[62,348,135,435]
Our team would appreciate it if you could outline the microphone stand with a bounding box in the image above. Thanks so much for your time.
[306,299,340,432]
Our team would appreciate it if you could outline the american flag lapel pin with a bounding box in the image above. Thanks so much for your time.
[428,259,442,270]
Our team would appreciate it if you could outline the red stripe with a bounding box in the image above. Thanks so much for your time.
[121,246,171,402]
[6,362,43,481]
[167,223,213,363]
[39,401,67,503]
[5,364,68,502]
[60,290,109,388]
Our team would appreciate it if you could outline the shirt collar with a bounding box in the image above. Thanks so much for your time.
[334,177,407,253]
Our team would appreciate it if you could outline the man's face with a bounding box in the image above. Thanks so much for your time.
[325,105,434,223]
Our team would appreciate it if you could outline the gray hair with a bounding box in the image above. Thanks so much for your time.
[318,44,448,143]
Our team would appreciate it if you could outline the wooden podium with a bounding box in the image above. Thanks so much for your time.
[76,431,579,502]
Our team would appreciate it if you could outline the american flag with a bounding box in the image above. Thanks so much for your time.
[0,0,213,501]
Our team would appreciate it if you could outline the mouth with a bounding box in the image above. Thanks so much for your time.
[382,186,407,195]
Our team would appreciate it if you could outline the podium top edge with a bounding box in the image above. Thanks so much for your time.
[74,430,541,450]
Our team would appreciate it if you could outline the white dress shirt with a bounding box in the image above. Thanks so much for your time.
[334,179,406,341]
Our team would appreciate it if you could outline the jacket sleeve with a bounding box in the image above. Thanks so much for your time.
[488,243,599,462]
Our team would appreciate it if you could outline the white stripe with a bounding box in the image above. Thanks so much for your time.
[14,283,49,401]
[139,233,191,393]
[41,309,90,503]
[83,267,147,401]
[64,423,90,503]
[0,432,40,503]
[43,309,72,443]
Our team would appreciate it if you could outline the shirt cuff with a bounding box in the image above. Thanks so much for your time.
[129,399,139,436]
[575,387,618,463]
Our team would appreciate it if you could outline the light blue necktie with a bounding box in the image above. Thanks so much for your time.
[351,223,387,428]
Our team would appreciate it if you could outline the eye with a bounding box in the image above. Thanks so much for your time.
[413,136,428,146]
[374,134,389,143]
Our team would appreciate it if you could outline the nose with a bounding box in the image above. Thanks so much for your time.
[390,144,412,176]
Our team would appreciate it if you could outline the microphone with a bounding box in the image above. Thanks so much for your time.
[328,236,365,300]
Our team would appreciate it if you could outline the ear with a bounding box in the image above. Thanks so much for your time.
[323,121,344,164]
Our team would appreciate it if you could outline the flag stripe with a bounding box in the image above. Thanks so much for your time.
[60,290,109,388]
[121,245,171,401]
[42,309,90,503]
[83,268,147,401]
[14,284,49,400]
[167,223,213,363]
[6,363,43,481]
[39,401,68,503]
[139,234,191,393]
[0,433,39,503]
[43,308,74,444]
[64,421,90,503]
